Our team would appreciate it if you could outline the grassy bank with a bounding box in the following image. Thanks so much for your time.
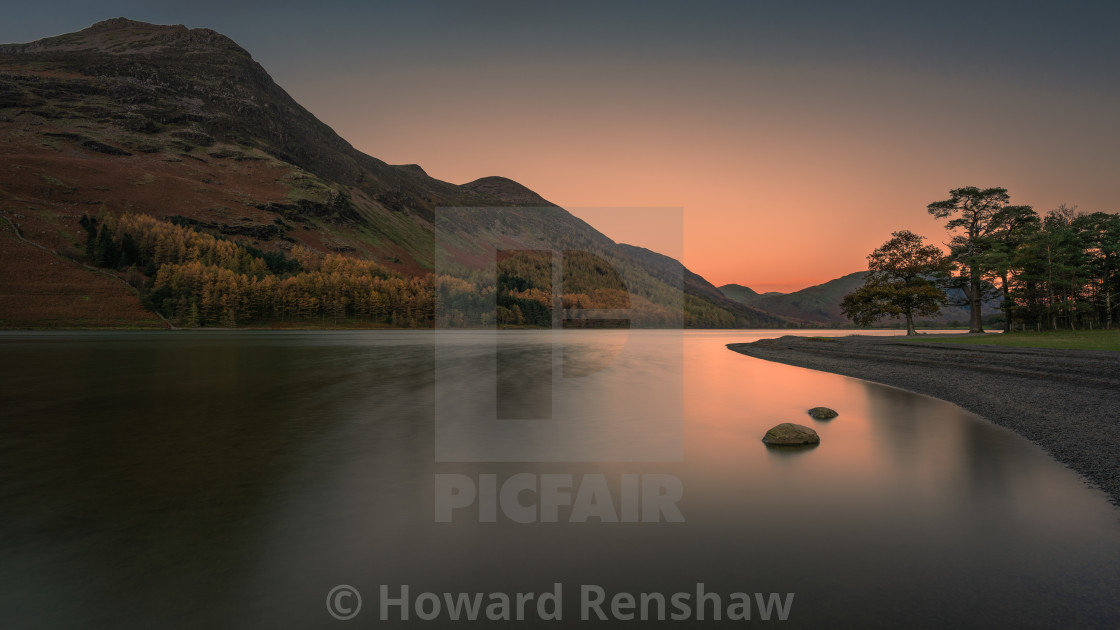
[910,329,1120,352]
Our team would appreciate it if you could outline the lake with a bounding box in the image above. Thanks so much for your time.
[1,330,1118,628]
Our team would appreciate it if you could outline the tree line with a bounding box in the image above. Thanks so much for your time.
[842,187,1120,334]
[79,212,709,328]
[82,212,435,327]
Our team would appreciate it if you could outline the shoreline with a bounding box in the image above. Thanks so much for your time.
[727,335,1120,507]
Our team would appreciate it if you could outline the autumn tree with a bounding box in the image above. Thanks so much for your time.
[841,230,951,335]
[927,186,1022,333]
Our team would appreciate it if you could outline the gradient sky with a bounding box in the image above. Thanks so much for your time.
[4,1,1119,292]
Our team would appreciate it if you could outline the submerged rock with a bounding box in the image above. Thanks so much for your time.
[808,407,839,420]
[762,423,820,445]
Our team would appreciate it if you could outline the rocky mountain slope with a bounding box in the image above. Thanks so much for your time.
[0,18,786,328]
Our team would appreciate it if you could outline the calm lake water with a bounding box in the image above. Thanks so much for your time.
[1,330,1118,628]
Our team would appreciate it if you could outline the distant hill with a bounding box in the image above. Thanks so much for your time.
[720,273,1000,327]
[717,283,760,305]
[720,273,868,324]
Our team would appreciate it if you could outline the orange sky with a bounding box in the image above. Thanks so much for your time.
[294,64,1119,293]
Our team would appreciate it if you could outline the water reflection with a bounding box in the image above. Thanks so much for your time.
[0,330,1117,629]
[496,342,553,419]
[763,443,821,456]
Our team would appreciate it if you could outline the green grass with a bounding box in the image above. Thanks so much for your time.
[910,329,1120,351]
[283,166,334,204]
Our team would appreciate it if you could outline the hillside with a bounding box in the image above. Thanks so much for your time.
[616,245,788,327]
[461,177,555,206]
[0,18,787,328]
[718,283,760,305]
[0,18,505,273]
[720,273,869,324]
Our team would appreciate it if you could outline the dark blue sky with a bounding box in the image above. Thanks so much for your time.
[6,1,1118,85]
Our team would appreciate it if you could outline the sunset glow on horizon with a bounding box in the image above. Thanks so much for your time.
[6,1,1118,294]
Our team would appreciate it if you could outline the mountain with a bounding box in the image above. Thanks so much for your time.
[718,283,760,305]
[720,273,869,324]
[720,273,1000,327]
[614,244,789,327]
[461,177,554,206]
[0,18,787,328]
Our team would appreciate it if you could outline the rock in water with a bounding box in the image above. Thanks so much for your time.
[808,407,838,420]
[762,423,820,445]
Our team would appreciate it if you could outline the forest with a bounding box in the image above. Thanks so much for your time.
[843,187,1120,333]
[79,212,695,328]
[81,212,433,327]
[1001,206,1120,330]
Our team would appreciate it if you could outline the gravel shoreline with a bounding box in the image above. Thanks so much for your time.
[727,335,1120,507]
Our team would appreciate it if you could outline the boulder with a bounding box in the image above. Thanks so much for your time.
[808,407,838,420]
[762,423,820,445]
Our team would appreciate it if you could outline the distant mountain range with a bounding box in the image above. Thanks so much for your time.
[720,272,870,325]
[719,273,1000,327]
[0,18,784,328]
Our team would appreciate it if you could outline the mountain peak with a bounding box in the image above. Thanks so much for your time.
[395,164,429,177]
[3,17,243,56]
[719,283,759,296]
[718,284,761,305]
[85,17,185,32]
[462,176,554,206]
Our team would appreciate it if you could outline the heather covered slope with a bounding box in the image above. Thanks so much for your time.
[0,17,509,275]
[0,218,163,328]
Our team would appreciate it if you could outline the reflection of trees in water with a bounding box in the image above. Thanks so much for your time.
[861,381,1016,505]
[496,343,553,420]
[862,383,925,467]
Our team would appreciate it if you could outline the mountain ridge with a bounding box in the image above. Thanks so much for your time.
[720,272,1000,327]
[0,18,788,328]
[720,273,869,325]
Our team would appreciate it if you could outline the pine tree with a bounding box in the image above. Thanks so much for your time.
[841,231,952,335]
[93,226,120,268]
